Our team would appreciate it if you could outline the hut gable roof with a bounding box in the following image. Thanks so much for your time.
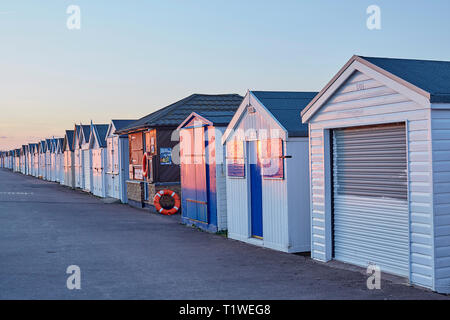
[117,94,243,134]
[252,91,318,137]
[361,56,450,103]
[80,125,91,145]
[89,124,109,148]
[56,138,64,153]
[28,143,37,153]
[64,130,74,152]
[45,139,53,152]
[39,140,47,153]
[72,125,81,150]
[302,55,450,122]
[222,91,317,143]
[107,120,137,138]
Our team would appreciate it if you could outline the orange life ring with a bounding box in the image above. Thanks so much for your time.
[153,189,181,215]
[142,152,148,178]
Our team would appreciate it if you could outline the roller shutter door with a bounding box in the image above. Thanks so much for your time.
[332,123,409,277]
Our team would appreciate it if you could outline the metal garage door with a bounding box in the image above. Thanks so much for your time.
[332,123,409,277]
[83,150,91,191]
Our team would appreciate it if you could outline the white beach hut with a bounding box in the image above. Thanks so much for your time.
[63,130,76,188]
[32,143,40,177]
[55,138,64,183]
[73,125,84,189]
[301,55,450,293]
[45,139,53,181]
[89,123,109,198]
[80,124,92,192]
[222,91,316,253]
[178,108,240,233]
[105,120,135,203]
[38,141,47,179]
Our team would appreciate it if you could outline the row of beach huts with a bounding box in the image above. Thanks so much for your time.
[1,55,450,294]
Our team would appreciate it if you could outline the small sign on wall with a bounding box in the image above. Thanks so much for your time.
[150,137,155,154]
[134,168,143,180]
[160,147,172,165]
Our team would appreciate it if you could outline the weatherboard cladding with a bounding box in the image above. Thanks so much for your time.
[430,108,450,292]
[117,94,243,133]
[225,91,312,252]
[179,113,234,232]
[306,69,435,289]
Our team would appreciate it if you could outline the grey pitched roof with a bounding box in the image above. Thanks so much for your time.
[361,56,450,103]
[56,138,64,152]
[39,141,47,153]
[117,94,243,133]
[252,91,318,137]
[93,124,109,148]
[73,125,81,149]
[28,143,37,153]
[45,139,53,152]
[189,109,240,126]
[81,125,91,143]
[65,130,74,151]
[51,138,58,152]
[111,120,137,131]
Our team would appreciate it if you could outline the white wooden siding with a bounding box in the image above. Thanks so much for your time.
[64,150,75,188]
[105,124,130,203]
[226,101,285,246]
[308,70,434,289]
[215,127,228,231]
[286,138,311,252]
[226,95,310,252]
[119,136,130,203]
[431,108,450,292]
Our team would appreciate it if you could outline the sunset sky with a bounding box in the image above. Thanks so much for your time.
[1,0,450,150]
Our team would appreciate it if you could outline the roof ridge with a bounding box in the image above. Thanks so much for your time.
[359,55,450,64]
[117,93,243,133]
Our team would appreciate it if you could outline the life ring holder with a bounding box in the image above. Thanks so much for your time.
[153,189,181,215]
[142,152,149,178]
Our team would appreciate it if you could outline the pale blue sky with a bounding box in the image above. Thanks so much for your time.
[1,0,450,149]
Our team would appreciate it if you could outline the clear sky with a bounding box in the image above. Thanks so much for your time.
[1,0,450,150]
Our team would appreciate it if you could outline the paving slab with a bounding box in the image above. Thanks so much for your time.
[0,168,448,300]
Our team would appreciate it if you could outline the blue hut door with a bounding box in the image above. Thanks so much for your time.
[249,141,263,238]
[183,126,208,223]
